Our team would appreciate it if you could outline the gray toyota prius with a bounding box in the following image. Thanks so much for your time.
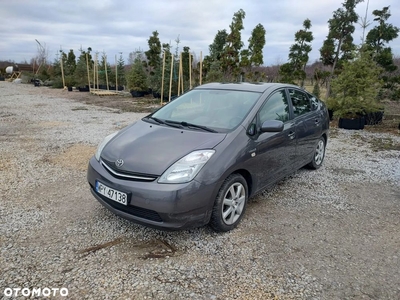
[87,82,329,232]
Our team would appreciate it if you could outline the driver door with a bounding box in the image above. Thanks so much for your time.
[246,89,296,190]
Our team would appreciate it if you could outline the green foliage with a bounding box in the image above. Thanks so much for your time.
[116,54,126,87]
[221,9,246,80]
[320,0,362,97]
[364,6,399,99]
[278,63,296,84]
[145,31,162,69]
[74,47,92,87]
[209,30,227,61]
[312,81,320,98]
[65,49,76,76]
[205,61,224,82]
[285,19,314,86]
[239,49,251,70]
[99,53,112,85]
[366,6,399,52]
[181,46,193,86]
[248,23,266,66]
[127,55,148,92]
[328,50,383,118]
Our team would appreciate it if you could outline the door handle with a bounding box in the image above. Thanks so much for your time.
[288,131,295,139]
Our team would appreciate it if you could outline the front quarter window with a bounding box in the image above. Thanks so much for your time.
[259,90,290,124]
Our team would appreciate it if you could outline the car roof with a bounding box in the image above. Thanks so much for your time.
[195,82,300,93]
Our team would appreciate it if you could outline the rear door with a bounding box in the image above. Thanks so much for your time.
[287,88,322,168]
[246,89,296,190]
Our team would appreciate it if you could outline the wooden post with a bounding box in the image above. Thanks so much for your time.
[161,51,166,105]
[199,51,202,85]
[180,53,184,94]
[96,53,99,89]
[169,54,173,102]
[93,54,97,89]
[115,54,118,91]
[85,53,91,92]
[104,55,109,90]
[177,53,181,96]
[60,55,65,89]
[189,51,192,89]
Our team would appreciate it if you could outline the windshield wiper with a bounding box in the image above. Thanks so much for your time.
[145,117,181,128]
[145,116,165,124]
[165,120,217,133]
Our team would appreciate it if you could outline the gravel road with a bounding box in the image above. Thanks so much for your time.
[1,82,400,299]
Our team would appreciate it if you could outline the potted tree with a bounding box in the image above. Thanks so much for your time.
[127,57,148,98]
[328,50,384,130]
[64,75,75,92]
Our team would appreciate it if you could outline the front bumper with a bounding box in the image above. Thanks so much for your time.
[87,157,216,230]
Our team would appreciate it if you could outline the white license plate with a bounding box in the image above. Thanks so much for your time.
[95,181,128,205]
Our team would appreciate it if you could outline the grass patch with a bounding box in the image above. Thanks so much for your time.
[369,137,400,152]
[71,106,89,111]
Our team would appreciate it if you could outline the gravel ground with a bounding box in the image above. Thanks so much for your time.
[1,82,400,299]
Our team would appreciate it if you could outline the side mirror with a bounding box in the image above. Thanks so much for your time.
[260,120,284,133]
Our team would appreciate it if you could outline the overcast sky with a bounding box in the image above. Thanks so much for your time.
[1,0,399,66]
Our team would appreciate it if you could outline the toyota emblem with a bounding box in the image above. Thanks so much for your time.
[115,159,124,168]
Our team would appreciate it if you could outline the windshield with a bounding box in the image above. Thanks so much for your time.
[148,89,261,132]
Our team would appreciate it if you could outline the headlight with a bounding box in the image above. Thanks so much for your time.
[158,150,215,183]
[94,132,118,161]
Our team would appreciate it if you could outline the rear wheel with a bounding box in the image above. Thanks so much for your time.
[210,174,248,232]
[307,137,326,169]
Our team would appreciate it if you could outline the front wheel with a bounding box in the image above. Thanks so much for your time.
[210,174,248,232]
[307,137,326,169]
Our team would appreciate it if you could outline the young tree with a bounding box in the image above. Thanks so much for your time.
[74,47,92,87]
[248,23,266,67]
[320,0,363,98]
[203,29,228,79]
[328,50,383,118]
[221,9,246,80]
[279,19,313,86]
[99,52,111,85]
[127,54,148,92]
[181,46,193,85]
[65,49,76,76]
[145,31,162,70]
[365,6,399,72]
[209,30,228,61]
[116,53,126,87]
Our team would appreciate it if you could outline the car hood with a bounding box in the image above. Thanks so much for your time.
[101,120,226,175]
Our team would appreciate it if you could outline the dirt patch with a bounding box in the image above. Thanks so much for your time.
[50,144,96,171]
[38,121,70,128]
[29,87,162,113]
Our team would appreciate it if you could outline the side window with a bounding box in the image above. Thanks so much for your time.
[259,90,290,123]
[289,89,311,117]
[307,92,319,111]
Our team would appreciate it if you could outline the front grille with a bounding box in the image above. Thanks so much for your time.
[101,160,157,182]
[92,186,163,222]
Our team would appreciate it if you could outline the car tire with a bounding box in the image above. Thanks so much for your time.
[210,174,248,232]
[307,137,326,169]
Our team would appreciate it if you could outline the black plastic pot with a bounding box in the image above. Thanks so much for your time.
[338,116,365,130]
[364,111,384,125]
[130,90,146,97]
[67,86,73,92]
[328,109,334,121]
[152,91,161,99]
[0,76,5,81]
[78,86,90,92]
